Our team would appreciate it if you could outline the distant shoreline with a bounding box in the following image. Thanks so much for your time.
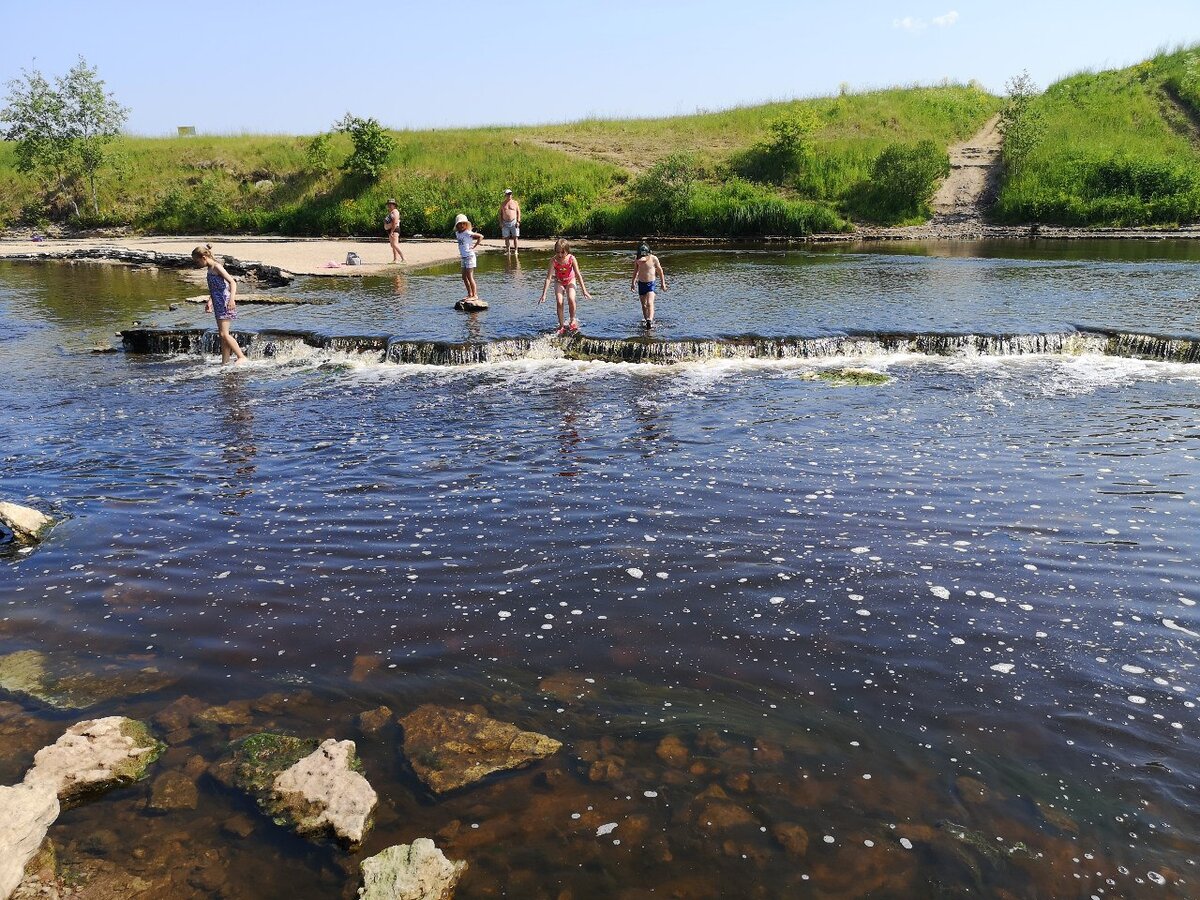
[1,226,1196,285]
[0,235,557,279]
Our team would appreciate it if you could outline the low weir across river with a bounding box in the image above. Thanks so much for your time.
[120,325,1200,366]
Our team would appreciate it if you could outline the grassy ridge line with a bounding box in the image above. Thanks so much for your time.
[994,46,1200,226]
[0,85,996,238]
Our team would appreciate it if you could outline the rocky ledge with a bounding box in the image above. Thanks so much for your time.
[2,247,293,287]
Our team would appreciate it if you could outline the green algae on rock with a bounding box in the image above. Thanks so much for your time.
[799,368,892,386]
[399,705,562,795]
[230,732,319,797]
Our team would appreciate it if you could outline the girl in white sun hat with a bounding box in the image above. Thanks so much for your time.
[454,214,484,300]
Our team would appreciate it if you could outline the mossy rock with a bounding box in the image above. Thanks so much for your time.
[231,732,319,797]
[800,367,892,386]
[115,719,167,782]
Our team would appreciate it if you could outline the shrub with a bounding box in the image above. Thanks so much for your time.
[335,114,394,180]
[305,133,334,174]
[1085,154,1195,200]
[521,202,572,237]
[733,109,820,184]
[631,153,700,228]
[848,141,949,223]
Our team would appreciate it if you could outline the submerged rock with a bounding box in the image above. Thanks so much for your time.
[24,716,164,804]
[359,706,394,735]
[0,502,55,544]
[0,783,59,900]
[399,705,562,794]
[799,367,891,386]
[0,650,175,710]
[272,739,377,846]
[146,770,198,813]
[359,839,467,900]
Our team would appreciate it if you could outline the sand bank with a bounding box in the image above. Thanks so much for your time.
[0,234,555,277]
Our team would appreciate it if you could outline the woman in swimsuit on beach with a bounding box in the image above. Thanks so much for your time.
[192,243,247,365]
[384,198,405,263]
[538,239,591,336]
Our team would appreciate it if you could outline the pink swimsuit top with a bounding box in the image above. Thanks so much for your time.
[552,254,576,286]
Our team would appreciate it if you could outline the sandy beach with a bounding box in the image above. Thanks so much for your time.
[0,234,555,277]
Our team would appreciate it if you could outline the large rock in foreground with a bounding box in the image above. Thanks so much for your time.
[399,705,561,794]
[24,716,164,804]
[0,502,55,544]
[0,784,59,900]
[229,733,376,846]
[0,650,175,710]
[359,839,467,900]
[272,739,377,846]
[1,717,162,899]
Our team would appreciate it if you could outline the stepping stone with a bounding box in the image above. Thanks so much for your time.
[454,299,489,312]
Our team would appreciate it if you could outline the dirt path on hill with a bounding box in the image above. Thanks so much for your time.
[930,114,1003,224]
[1159,86,1200,147]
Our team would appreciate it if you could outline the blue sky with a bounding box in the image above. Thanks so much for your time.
[4,0,1199,135]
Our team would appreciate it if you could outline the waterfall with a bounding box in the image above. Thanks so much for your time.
[119,327,1200,367]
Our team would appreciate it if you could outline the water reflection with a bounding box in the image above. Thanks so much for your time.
[216,373,257,505]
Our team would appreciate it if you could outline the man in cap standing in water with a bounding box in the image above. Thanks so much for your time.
[499,189,521,254]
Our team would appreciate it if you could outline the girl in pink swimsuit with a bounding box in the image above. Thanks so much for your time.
[538,239,592,335]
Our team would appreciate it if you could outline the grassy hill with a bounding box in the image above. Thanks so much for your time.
[0,84,997,238]
[992,46,1200,226]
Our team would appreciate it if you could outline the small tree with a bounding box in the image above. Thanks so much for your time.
[1,56,128,218]
[60,58,128,216]
[998,70,1045,175]
[335,114,394,179]
[305,132,334,174]
[1,68,74,212]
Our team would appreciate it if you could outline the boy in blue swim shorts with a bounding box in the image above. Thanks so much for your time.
[630,241,667,329]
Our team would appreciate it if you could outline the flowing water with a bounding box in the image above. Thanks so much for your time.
[1,242,1199,898]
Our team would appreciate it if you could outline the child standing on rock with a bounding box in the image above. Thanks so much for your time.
[538,239,591,336]
[454,214,484,301]
[631,241,667,329]
[192,243,246,364]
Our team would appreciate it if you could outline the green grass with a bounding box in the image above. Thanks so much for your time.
[993,46,1200,226]
[0,84,998,237]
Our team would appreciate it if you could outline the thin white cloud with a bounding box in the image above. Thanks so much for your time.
[893,16,927,33]
[894,10,959,33]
